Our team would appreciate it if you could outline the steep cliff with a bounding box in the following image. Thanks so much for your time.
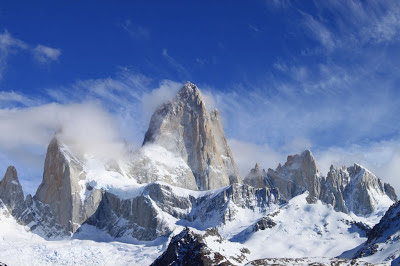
[141,81,240,190]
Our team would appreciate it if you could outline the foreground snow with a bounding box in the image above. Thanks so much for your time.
[1,192,388,265]
[0,211,168,266]
[236,194,371,261]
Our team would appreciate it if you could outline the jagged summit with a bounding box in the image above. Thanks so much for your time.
[0,166,25,216]
[243,163,266,188]
[142,82,240,190]
[244,149,397,216]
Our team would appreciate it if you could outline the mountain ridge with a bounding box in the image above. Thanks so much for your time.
[0,81,398,265]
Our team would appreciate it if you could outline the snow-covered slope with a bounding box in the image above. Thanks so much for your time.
[348,201,400,264]
[234,193,372,261]
[0,206,168,266]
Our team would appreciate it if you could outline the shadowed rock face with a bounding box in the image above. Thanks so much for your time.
[0,166,25,217]
[142,82,240,190]
[353,201,400,261]
[86,182,283,241]
[152,228,249,266]
[34,137,102,234]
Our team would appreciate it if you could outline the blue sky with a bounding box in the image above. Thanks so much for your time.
[1,1,400,194]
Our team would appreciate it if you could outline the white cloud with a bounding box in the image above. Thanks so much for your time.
[141,80,182,122]
[121,19,150,40]
[0,30,28,79]
[162,48,191,79]
[33,44,61,63]
[299,0,400,52]
[228,138,285,178]
[0,91,36,106]
[0,102,128,195]
[0,30,61,79]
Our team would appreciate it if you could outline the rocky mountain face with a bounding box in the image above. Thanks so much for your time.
[86,182,282,241]
[142,81,240,190]
[1,81,399,264]
[33,137,103,234]
[352,201,400,263]
[152,227,249,266]
[322,164,397,216]
[0,166,25,217]
[244,150,397,216]
[243,163,266,189]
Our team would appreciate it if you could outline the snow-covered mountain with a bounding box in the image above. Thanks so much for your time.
[244,150,397,216]
[0,82,399,265]
[344,201,400,264]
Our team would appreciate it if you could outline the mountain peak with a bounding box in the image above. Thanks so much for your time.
[0,165,25,216]
[2,166,19,184]
[142,82,240,190]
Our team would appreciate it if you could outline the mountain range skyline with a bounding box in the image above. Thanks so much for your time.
[1,1,399,202]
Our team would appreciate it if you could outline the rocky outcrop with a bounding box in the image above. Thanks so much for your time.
[142,81,240,190]
[266,150,322,201]
[247,150,322,202]
[243,163,267,189]
[353,201,400,262]
[151,228,249,266]
[247,257,374,266]
[0,166,25,217]
[86,182,283,241]
[34,137,102,234]
[323,164,397,216]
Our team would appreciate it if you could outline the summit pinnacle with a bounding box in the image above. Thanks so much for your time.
[142,82,240,190]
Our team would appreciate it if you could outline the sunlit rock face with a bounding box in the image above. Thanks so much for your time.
[142,81,240,190]
[34,137,102,234]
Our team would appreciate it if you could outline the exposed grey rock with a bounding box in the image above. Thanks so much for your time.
[142,81,240,190]
[352,201,400,262]
[384,183,397,202]
[246,257,374,266]
[245,150,397,216]
[0,166,25,217]
[230,216,277,242]
[151,227,249,266]
[320,165,350,213]
[243,163,267,189]
[343,164,394,216]
[264,150,321,202]
[87,190,172,241]
[86,182,283,241]
[34,137,102,234]
[252,217,277,232]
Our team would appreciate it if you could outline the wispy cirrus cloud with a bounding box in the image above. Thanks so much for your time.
[0,30,61,79]
[0,91,38,107]
[299,0,400,52]
[162,48,191,80]
[120,19,150,40]
[33,44,61,64]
